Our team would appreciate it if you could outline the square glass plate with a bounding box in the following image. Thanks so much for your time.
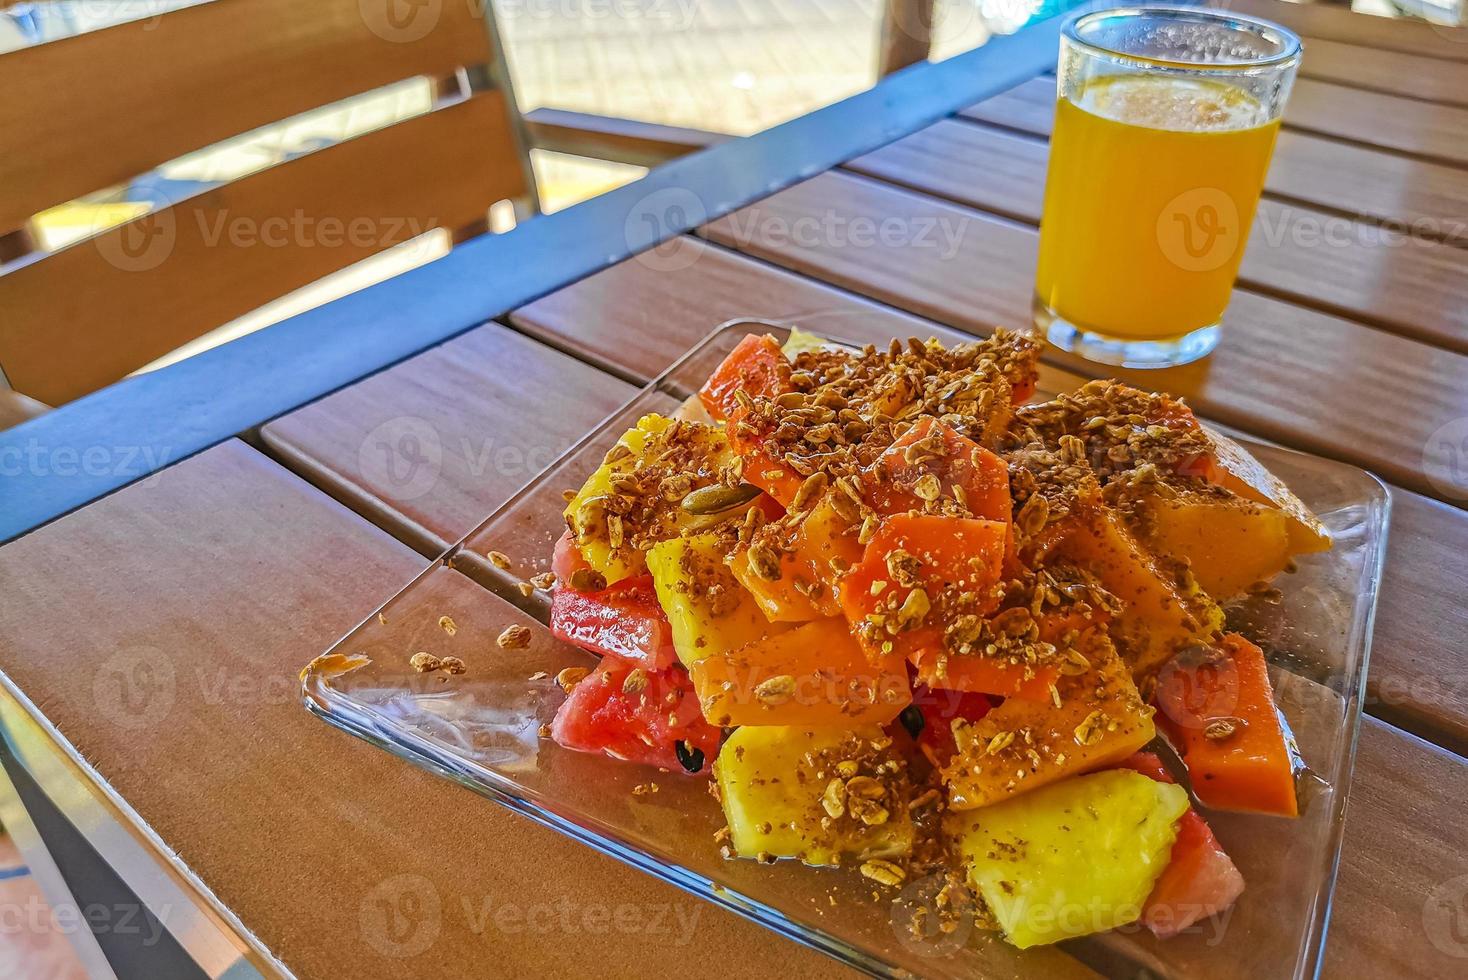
[302,321,1389,979]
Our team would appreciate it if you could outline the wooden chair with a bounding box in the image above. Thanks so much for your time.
[0,0,540,408]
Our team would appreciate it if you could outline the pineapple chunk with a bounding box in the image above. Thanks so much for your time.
[563,415,735,585]
[1204,427,1331,554]
[647,533,785,667]
[715,726,914,866]
[1050,495,1221,678]
[780,326,845,358]
[690,618,909,727]
[949,769,1189,948]
[1129,485,1293,598]
[944,631,1155,810]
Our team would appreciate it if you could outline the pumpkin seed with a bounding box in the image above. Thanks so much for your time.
[680,483,762,515]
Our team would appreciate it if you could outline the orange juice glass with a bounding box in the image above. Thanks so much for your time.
[1035,7,1301,368]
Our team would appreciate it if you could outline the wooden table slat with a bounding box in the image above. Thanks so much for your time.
[511,240,1468,753]
[846,118,1468,354]
[961,77,1468,246]
[1287,76,1468,168]
[1297,36,1468,107]
[1328,719,1468,977]
[258,322,637,556]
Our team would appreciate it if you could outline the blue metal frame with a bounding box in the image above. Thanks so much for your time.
[0,16,1065,543]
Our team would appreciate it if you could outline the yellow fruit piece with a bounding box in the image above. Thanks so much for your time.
[1050,495,1221,678]
[944,631,1154,810]
[563,415,737,585]
[731,548,826,622]
[1133,485,1293,598]
[690,618,909,727]
[950,769,1189,949]
[647,533,786,667]
[714,725,914,866]
[730,497,860,623]
[780,327,844,358]
[1205,427,1331,554]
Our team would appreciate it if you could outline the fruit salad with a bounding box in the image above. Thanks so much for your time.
[544,329,1328,950]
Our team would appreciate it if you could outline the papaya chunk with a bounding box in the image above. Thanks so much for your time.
[689,618,909,727]
[699,333,792,421]
[1046,492,1222,679]
[731,496,862,622]
[1126,484,1293,598]
[839,515,1053,700]
[1203,427,1331,555]
[862,417,1011,522]
[1154,633,1299,817]
[943,629,1155,810]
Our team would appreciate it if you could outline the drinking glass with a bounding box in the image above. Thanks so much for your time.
[1034,6,1301,368]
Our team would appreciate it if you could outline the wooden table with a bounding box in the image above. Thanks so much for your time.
[2,3,1467,977]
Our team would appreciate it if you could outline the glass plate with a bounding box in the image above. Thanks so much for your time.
[302,321,1389,979]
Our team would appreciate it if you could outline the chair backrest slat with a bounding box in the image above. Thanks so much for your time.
[1,91,525,405]
[0,0,494,233]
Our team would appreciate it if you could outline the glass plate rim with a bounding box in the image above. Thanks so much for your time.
[303,318,1392,978]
